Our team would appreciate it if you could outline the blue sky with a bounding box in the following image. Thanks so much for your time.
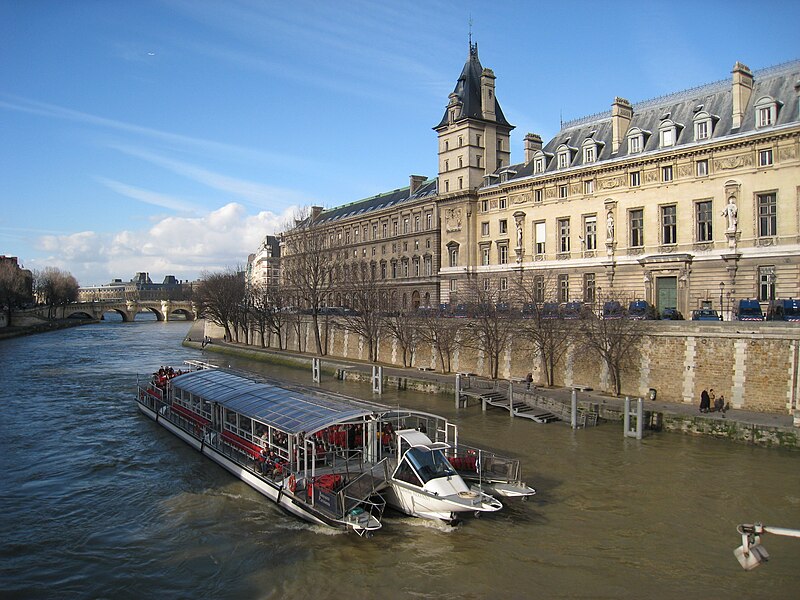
[2,0,798,286]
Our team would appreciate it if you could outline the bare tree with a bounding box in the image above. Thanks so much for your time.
[383,309,417,368]
[416,311,465,374]
[250,281,290,350]
[281,209,334,355]
[0,261,31,325]
[337,262,383,362]
[34,267,79,320]
[511,270,574,387]
[578,307,643,397]
[459,280,517,379]
[195,267,245,342]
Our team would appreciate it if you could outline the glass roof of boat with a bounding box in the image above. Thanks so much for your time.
[171,369,375,434]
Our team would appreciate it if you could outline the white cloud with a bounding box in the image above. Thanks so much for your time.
[34,202,296,285]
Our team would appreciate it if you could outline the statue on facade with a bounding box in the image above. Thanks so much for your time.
[606,211,615,241]
[516,221,523,248]
[722,196,738,232]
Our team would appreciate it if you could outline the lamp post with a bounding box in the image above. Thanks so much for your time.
[768,272,776,303]
[719,282,725,320]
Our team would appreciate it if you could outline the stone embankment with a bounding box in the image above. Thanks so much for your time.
[184,324,799,451]
[0,318,93,340]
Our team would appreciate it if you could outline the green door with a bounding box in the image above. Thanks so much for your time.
[656,276,678,316]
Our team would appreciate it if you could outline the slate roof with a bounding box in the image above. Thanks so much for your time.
[497,59,800,184]
[314,178,438,225]
[434,43,512,130]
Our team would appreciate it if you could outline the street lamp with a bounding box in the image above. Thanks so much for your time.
[719,282,725,320]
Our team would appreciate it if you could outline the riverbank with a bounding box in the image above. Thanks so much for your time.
[0,317,95,341]
[184,330,799,451]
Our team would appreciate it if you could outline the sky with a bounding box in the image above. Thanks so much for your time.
[1,0,799,286]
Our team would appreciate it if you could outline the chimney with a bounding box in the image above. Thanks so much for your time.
[731,62,754,130]
[409,175,426,197]
[524,133,543,163]
[611,97,632,154]
[310,205,323,221]
[480,68,496,121]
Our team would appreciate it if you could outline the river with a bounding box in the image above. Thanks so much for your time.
[0,316,798,599]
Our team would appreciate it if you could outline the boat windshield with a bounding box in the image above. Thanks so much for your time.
[405,447,456,484]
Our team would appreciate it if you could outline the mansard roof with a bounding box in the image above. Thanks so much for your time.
[314,178,438,225]
[495,59,800,184]
[434,43,512,130]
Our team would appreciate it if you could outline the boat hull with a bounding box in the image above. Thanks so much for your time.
[136,400,380,533]
[383,480,503,522]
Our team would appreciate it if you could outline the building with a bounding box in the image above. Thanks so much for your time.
[279,45,800,318]
[78,273,193,302]
[246,235,281,288]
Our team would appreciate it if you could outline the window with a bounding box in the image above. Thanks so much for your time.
[583,273,596,303]
[630,171,641,187]
[534,189,543,203]
[450,279,457,292]
[659,121,677,147]
[482,247,490,265]
[414,216,420,232]
[534,276,545,303]
[534,157,545,174]
[382,223,387,238]
[391,262,397,278]
[413,258,420,277]
[629,135,642,153]
[558,274,569,302]
[354,228,359,241]
[500,277,508,291]
[458,136,463,147]
[444,140,449,151]
[630,209,644,247]
[535,222,546,254]
[345,231,351,244]
[424,256,432,276]
[584,215,597,250]
[403,218,409,234]
[476,155,482,168]
[499,197,507,209]
[483,278,491,291]
[558,151,569,169]
[392,243,397,253]
[481,221,490,236]
[584,145,596,163]
[695,120,709,140]
[372,224,377,239]
[381,262,386,279]
[758,107,773,127]
[458,177,463,189]
[425,238,430,249]
[499,219,508,235]
[449,247,459,267]
[662,205,677,244]
[755,96,777,128]
[558,185,568,199]
[499,244,508,264]
[426,212,432,230]
[696,159,708,177]
[759,148,773,167]
[402,260,409,277]
[662,165,673,182]
[393,220,399,235]
[696,201,713,242]
[444,160,449,172]
[558,218,570,253]
[481,199,489,212]
[458,156,463,168]
[476,134,482,147]
[445,180,449,192]
[758,192,777,237]
[584,180,594,194]
[759,267,775,301]
[402,241,408,251]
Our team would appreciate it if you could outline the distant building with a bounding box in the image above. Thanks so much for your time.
[0,255,34,303]
[78,273,194,302]
[246,235,281,288]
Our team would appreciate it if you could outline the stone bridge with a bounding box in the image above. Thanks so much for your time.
[13,300,198,325]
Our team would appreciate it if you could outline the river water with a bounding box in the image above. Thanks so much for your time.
[1,316,798,599]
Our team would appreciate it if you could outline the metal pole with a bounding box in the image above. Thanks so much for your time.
[372,365,383,394]
[508,381,514,418]
[455,373,461,409]
[312,357,320,383]
[636,397,644,440]
[571,389,578,429]
[623,396,630,438]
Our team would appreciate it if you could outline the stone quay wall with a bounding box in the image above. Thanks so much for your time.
[204,320,800,416]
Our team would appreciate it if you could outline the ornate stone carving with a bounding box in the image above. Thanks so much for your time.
[545,187,556,199]
[779,145,797,161]
[490,199,498,209]
[444,208,463,232]
[511,193,529,204]
[714,153,754,171]
[600,175,625,190]
[693,242,713,252]
[678,164,693,178]
[570,183,582,196]
[534,254,545,262]
[556,252,570,260]
[658,244,676,253]
[627,247,644,256]
[645,169,658,183]
[756,236,776,247]
[582,250,596,259]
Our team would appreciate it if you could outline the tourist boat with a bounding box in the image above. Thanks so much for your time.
[136,361,387,536]
[136,361,535,530]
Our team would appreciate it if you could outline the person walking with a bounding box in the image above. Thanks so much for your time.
[699,389,710,413]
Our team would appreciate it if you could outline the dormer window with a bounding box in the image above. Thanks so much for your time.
[755,96,780,128]
[627,128,648,154]
[659,118,682,148]
[584,145,595,163]
[532,150,548,174]
[556,143,576,169]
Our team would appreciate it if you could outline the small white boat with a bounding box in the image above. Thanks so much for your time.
[382,429,502,522]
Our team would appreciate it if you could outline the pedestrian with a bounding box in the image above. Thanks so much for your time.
[709,388,716,410]
[526,372,533,390]
[699,389,710,413]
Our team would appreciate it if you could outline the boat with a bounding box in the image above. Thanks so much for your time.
[136,361,535,531]
[137,362,387,536]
